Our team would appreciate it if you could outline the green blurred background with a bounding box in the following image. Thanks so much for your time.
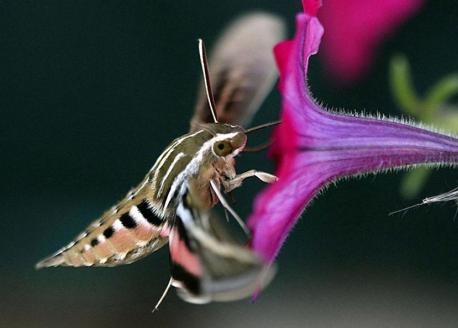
[2,1,458,327]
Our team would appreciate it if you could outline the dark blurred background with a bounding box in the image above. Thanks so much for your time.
[2,1,458,327]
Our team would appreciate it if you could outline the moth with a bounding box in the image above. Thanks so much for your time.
[36,13,285,307]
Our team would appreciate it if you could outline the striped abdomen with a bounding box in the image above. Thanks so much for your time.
[36,197,170,268]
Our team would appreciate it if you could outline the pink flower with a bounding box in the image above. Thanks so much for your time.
[319,0,424,83]
[247,0,458,264]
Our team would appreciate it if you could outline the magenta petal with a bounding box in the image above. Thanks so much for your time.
[301,0,321,16]
[320,0,424,83]
[247,11,458,264]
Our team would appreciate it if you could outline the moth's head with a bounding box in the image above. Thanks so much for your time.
[203,123,247,158]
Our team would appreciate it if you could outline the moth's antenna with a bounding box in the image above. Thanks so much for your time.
[198,39,218,123]
[152,277,173,313]
[243,141,273,153]
[245,120,281,134]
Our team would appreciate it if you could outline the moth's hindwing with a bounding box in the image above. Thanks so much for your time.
[36,181,169,268]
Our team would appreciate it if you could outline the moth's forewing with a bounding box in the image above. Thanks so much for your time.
[169,192,275,303]
[191,13,286,129]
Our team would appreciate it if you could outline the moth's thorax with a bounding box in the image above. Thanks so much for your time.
[151,123,247,211]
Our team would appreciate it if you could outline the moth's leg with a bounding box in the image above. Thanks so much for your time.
[152,277,173,313]
[223,170,278,193]
[224,208,231,223]
[209,179,250,236]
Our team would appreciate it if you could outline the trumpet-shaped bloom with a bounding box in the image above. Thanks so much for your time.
[247,1,458,264]
[320,0,424,83]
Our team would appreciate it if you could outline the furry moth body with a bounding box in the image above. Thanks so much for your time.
[36,12,285,304]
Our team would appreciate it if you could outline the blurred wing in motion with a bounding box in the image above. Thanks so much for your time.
[169,190,274,303]
[191,12,286,129]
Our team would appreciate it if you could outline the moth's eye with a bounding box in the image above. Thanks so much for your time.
[213,141,233,156]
